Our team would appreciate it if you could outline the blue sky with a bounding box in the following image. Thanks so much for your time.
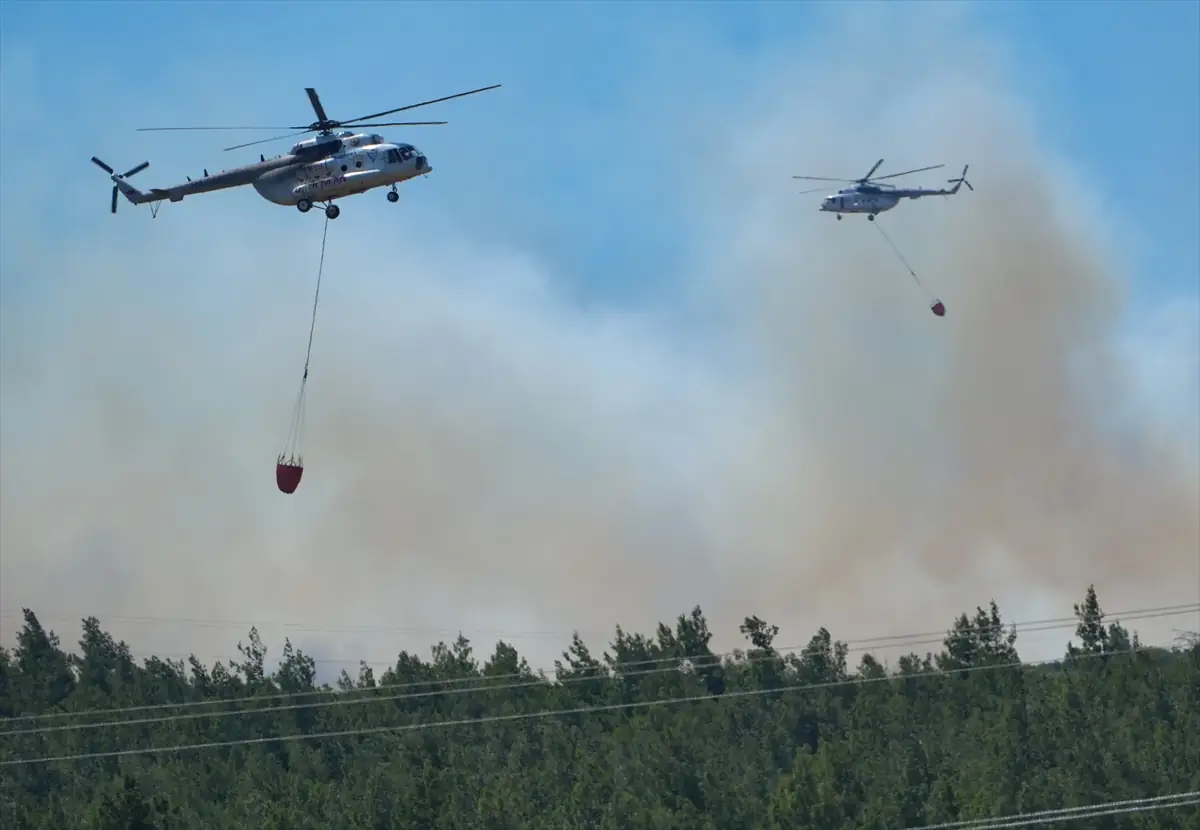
[1,1,1197,666]
[1,0,1196,309]
[975,0,1199,307]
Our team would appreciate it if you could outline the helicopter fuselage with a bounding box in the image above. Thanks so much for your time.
[253,134,431,206]
[108,131,431,215]
[819,181,963,219]
[820,188,903,216]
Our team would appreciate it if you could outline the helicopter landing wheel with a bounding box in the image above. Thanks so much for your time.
[867,214,875,222]
[325,204,340,220]
[387,190,399,203]
[297,199,312,214]
[836,214,842,221]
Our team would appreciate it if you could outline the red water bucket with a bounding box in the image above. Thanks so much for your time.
[930,300,946,317]
[276,459,304,494]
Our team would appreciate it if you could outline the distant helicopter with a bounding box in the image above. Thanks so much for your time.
[793,158,972,221]
[91,84,501,220]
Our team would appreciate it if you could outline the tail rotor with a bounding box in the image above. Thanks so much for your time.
[948,164,973,193]
[92,157,149,214]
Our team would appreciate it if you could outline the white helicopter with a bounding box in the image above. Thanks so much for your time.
[793,158,972,221]
[91,84,500,220]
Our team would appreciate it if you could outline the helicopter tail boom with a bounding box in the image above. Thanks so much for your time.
[113,177,152,205]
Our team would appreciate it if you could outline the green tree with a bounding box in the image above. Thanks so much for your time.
[0,590,1196,828]
[92,776,177,830]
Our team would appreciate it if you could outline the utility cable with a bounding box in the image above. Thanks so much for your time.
[0,641,1173,767]
[905,791,1200,829]
[2,603,1193,730]
[2,610,1190,738]
[0,630,986,737]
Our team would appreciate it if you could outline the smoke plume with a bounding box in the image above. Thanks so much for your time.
[1,6,1196,676]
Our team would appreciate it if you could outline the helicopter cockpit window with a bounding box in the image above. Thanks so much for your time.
[386,149,401,164]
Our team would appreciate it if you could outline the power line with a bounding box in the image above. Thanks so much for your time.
[8,602,1193,638]
[0,630,995,737]
[3,602,1191,661]
[0,642,1170,767]
[4,608,1191,738]
[2,599,1190,729]
[905,791,1200,829]
[2,603,1191,729]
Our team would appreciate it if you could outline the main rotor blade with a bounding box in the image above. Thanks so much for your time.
[796,187,830,195]
[305,88,329,123]
[341,84,501,124]
[791,175,859,182]
[870,163,945,182]
[223,130,314,152]
[339,121,449,128]
[136,126,294,132]
[860,159,885,181]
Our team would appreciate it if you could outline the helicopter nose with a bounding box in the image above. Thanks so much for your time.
[415,154,431,173]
